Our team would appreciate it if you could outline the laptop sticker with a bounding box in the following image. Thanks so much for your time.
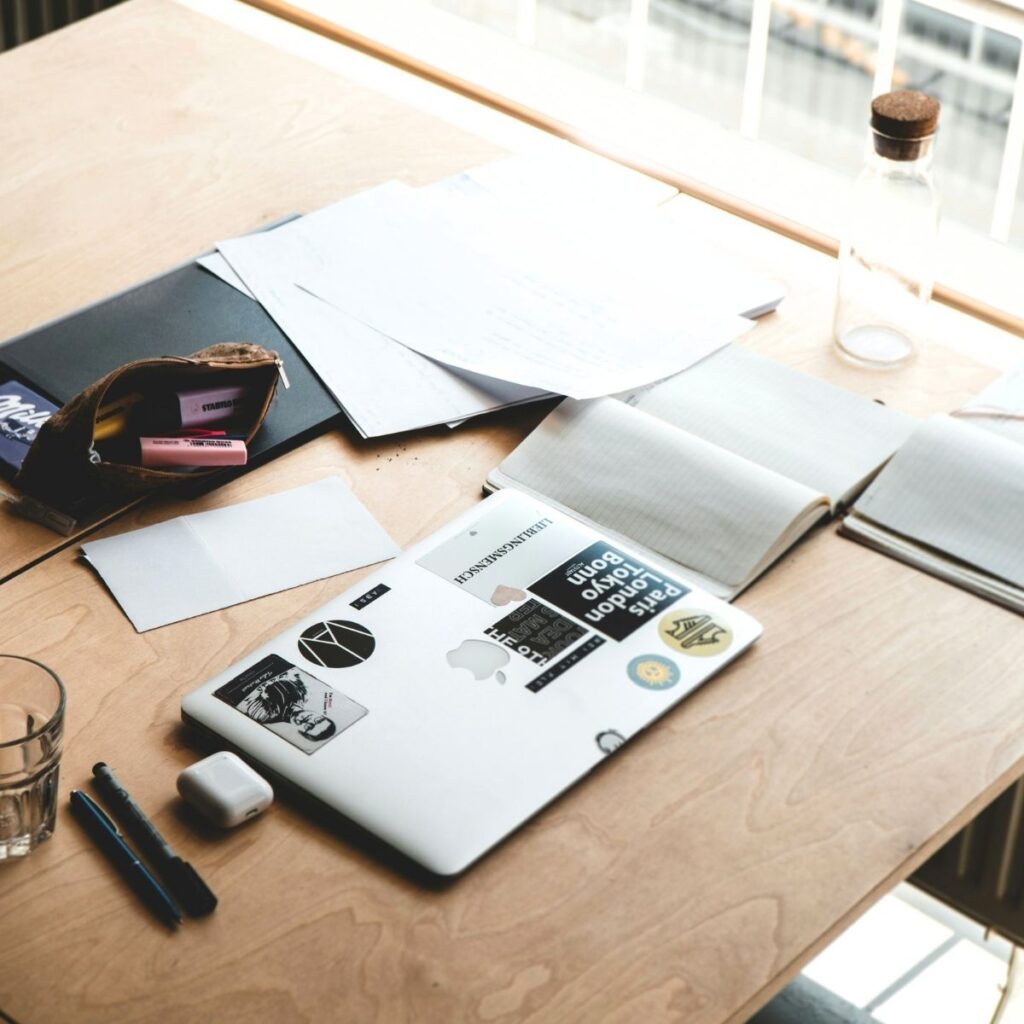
[214,654,366,754]
[627,654,681,691]
[484,598,587,667]
[298,620,375,669]
[596,730,626,754]
[530,542,689,641]
[658,611,733,658]
[350,583,391,610]
[417,497,593,604]
[526,634,605,693]
[490,584,526,607]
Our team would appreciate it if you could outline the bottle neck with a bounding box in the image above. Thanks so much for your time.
[870,131,934,170]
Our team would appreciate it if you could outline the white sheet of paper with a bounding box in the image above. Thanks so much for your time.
[217,190,550,438]
[440,150,677,210]
[81,478,400,632]
[443,162,783,320]
[957,362,1024,447]
[298,184,753,398]
[196,252,255,298]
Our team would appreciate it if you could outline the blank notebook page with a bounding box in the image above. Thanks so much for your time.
[621,345,916,507]
[854,415,1024,587]
[497,397,822,591]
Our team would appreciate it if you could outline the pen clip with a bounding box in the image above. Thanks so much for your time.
[78,790,122,835]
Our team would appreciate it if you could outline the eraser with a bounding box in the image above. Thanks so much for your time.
[177,751,273,828]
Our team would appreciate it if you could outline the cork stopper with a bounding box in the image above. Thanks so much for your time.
[870,91,940,160]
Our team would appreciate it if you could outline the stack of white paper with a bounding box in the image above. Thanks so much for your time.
[203,156,782,437]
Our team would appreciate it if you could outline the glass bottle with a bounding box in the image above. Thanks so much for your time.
[833,90,941,369]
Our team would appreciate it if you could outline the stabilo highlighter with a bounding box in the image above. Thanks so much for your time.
[177,386,250,428]
[139,437,247,468]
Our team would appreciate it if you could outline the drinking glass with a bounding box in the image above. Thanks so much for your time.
[0,654,66,859]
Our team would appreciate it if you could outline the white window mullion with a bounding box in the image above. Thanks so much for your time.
[991,52,1024,242]
[516,0,537,46]
[626,0,651,91]
[740,0,774,139]
[871,0,904,98]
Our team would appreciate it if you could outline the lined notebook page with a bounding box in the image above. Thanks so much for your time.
[620,345,916,507]
[854,415,1024,588]
[496,398,824,592]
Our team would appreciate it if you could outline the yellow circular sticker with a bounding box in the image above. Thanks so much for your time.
[658,610,733,658]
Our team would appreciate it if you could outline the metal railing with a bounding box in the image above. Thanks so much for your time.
[503,0,1024,242]
[0,0,124,52]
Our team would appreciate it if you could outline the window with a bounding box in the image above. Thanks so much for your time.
[250,0,1024,326]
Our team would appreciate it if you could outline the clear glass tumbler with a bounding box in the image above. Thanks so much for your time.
[0,654,66,859]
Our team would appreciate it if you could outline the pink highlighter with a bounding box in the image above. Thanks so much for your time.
[139,437,247,468]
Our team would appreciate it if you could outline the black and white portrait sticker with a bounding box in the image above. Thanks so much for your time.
[530,542,689,642]
[214,654,367,754]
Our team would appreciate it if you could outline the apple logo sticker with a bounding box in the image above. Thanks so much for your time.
[446,639,511,684]
[596,730,626,754]
[490,584,527,607]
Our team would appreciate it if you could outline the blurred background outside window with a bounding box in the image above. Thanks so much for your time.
[272,0,1024,323]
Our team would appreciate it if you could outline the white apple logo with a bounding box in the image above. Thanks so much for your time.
[446,639,511,684]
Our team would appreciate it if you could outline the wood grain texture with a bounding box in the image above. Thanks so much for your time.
[2,3,1024,1024]
[0,0,505,582]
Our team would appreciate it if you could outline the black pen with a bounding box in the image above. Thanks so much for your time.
[70,790,182,928]
[92,762,217,917]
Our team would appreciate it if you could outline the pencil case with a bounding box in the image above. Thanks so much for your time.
[14,342,284,528]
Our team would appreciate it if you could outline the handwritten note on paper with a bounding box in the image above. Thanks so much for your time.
[217,189,548,438]
[295,185,752,399]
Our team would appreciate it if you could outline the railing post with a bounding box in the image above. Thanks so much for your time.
[741,0,774,139]
[626,0,651,92]
[516,0,537,47]
[871,0,904,98]
[991,49,1024,242]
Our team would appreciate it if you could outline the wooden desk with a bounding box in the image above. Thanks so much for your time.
[2,3,1023,1023]
[0,0,510,582]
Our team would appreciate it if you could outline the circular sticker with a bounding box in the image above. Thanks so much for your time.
[298,620,375,669]
[596,730,626,754]
[658,610,732,658]
[627,654,680,691]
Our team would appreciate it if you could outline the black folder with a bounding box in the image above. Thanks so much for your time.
[0,257,343,493]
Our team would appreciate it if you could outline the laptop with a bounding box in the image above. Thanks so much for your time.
[181,489,762,875]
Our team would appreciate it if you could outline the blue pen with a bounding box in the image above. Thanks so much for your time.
[70,790,182,928]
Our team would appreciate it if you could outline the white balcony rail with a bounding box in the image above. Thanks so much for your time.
[510,0,1024,242]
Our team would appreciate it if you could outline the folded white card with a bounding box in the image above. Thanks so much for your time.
[81,478,400,632]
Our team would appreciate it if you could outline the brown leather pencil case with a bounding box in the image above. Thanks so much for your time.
[15,342,283,524]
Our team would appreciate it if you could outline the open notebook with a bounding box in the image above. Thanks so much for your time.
[486,345,915,599]
[841,410,1024,614]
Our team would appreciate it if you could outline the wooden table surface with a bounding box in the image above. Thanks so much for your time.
[2,2,1024,1023]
